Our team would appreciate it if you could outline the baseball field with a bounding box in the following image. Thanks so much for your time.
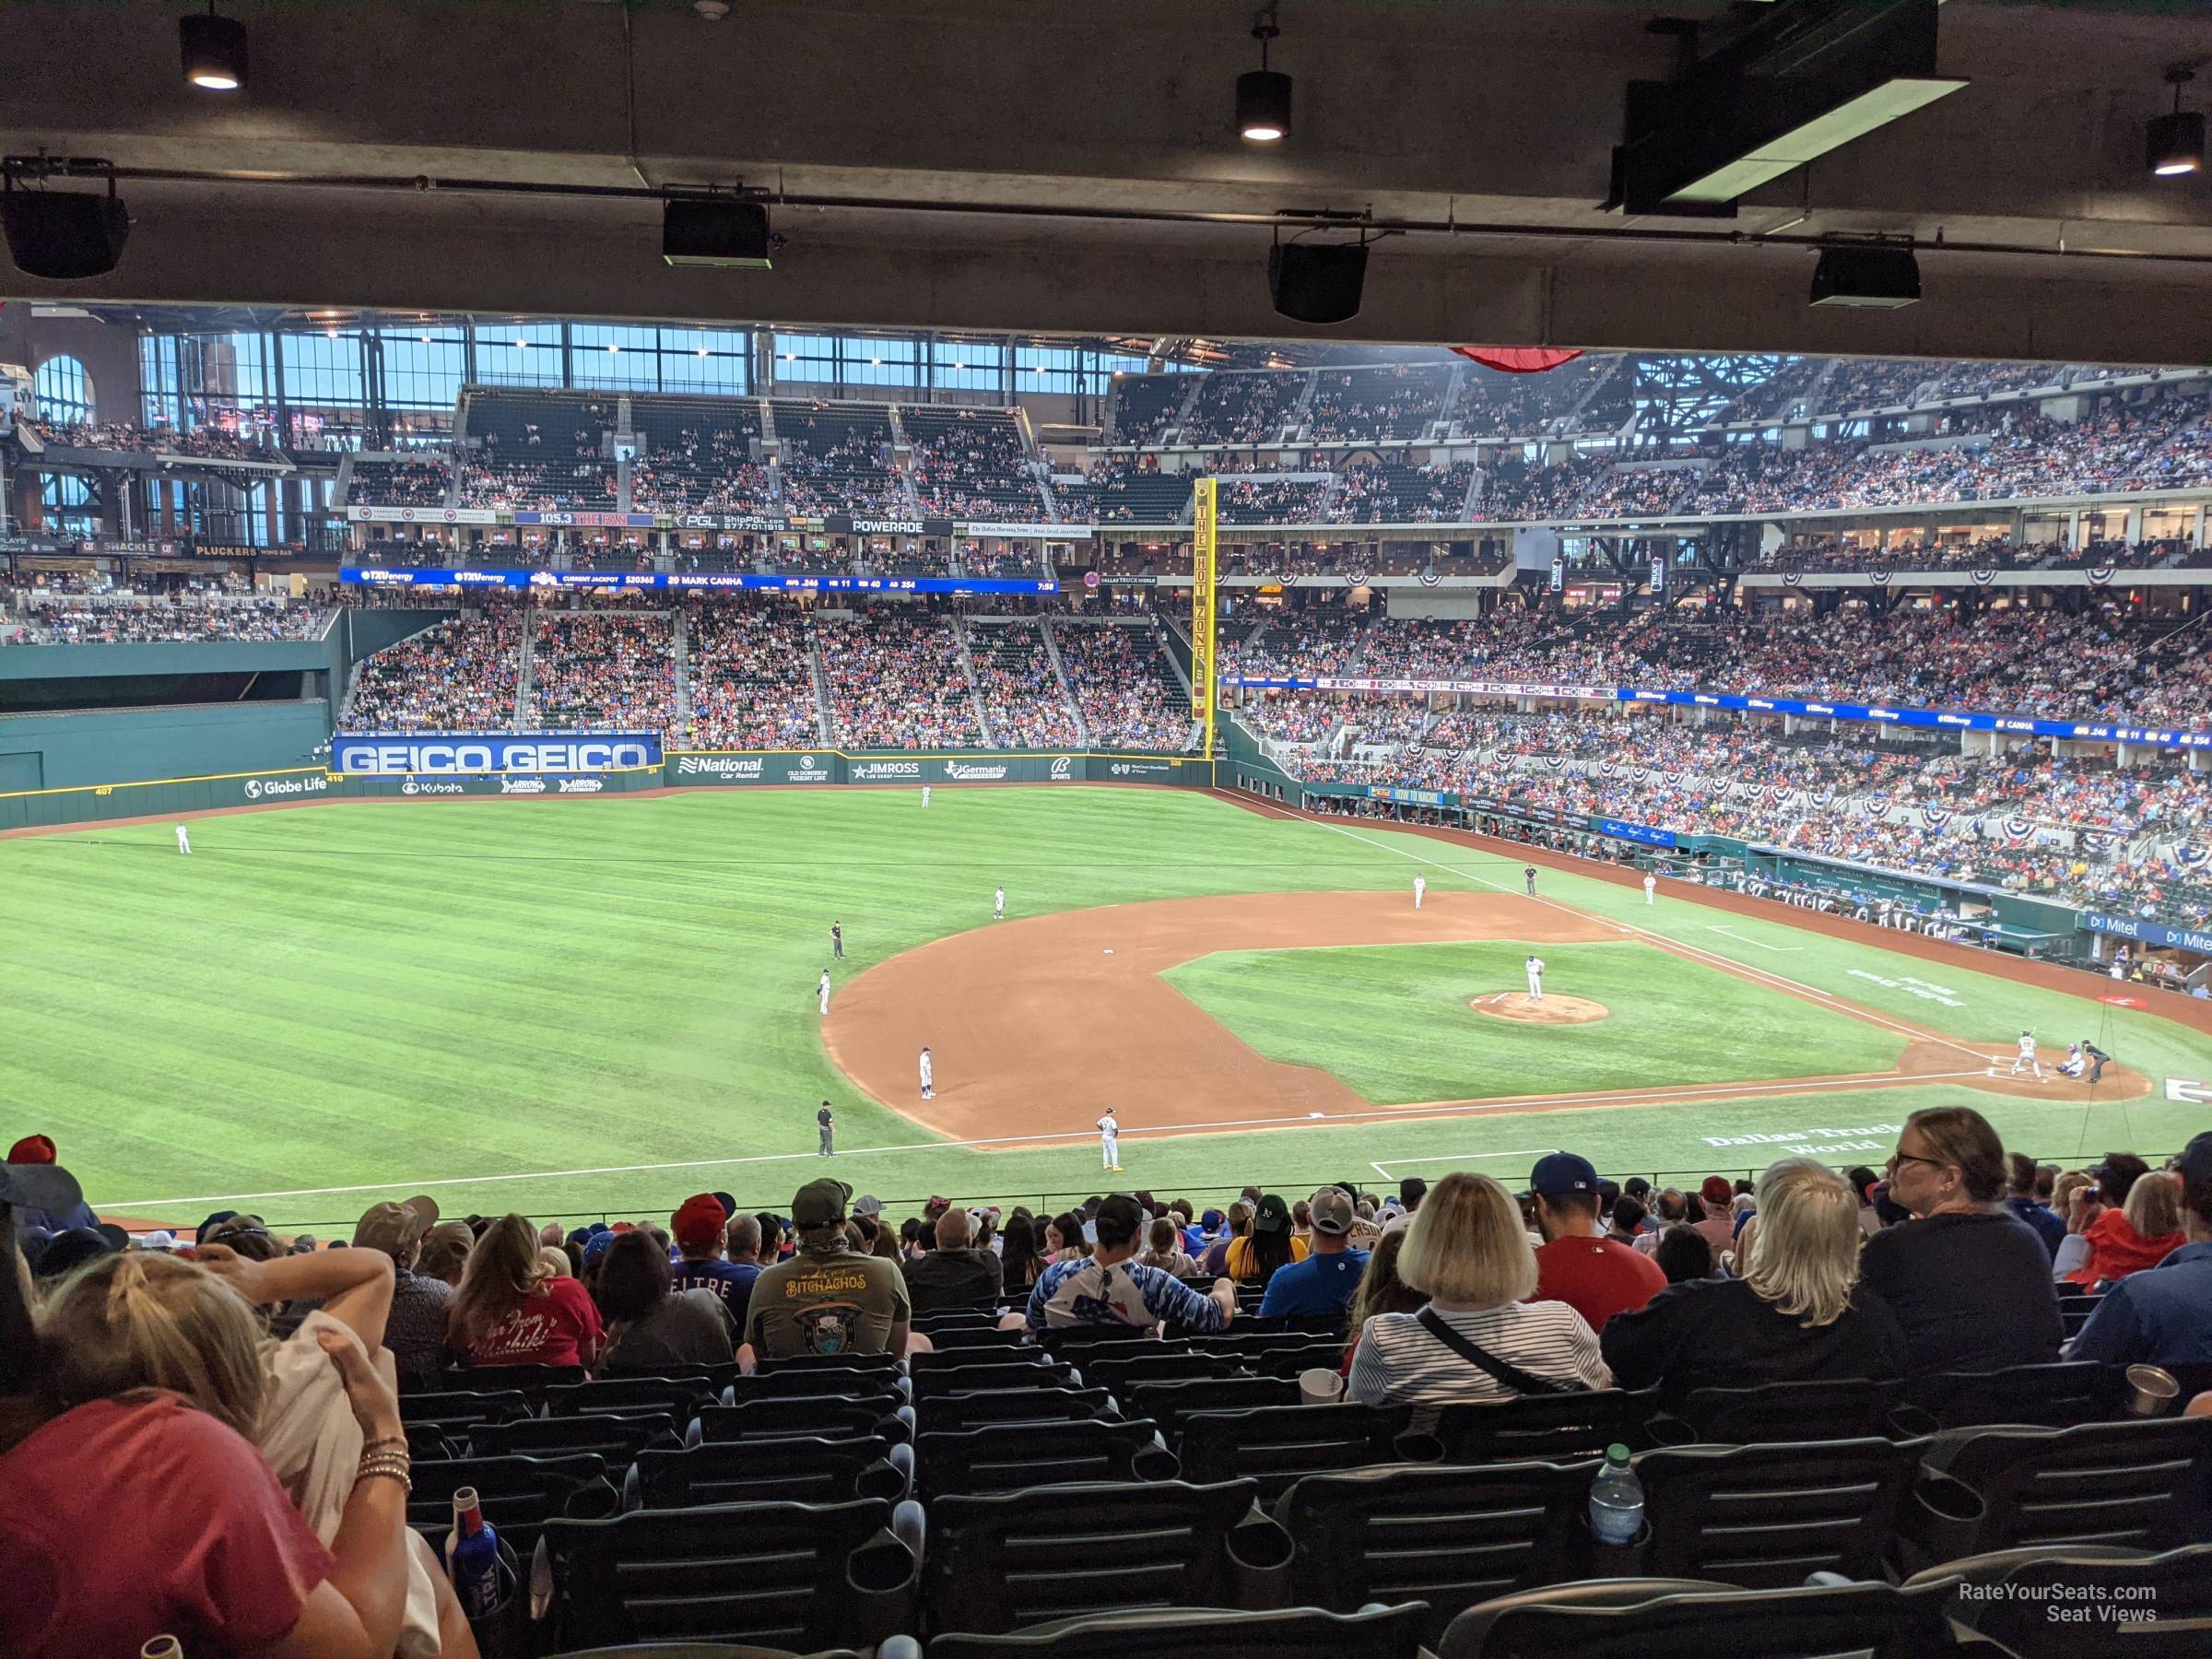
[4,783,2206,1230]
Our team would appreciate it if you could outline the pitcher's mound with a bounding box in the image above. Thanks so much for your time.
[1469,992,1609,1026]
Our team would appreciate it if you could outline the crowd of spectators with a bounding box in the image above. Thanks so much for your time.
[527,609,676,732]
[29,419,288,461]
[1053,620,1196,750]
[347,456,452,507]
[6,1107,2205,1655]
[683,603,821,749]
[3,580,326,645]
[901,409,1047,523]
[817,611,985,749]
[1302,365,1453,443]
[345,608,524,729]
[967,620,1083,748]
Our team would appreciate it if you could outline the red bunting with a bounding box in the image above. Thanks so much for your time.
[1452,346,1584,374]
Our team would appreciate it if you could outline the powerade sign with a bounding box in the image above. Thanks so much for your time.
[1593,817,1678,849]
[2081,913,2212,953]
[333,733,662,775]
[340,566,1056,596]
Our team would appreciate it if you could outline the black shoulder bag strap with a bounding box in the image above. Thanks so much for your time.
[1416,1306,1578,1395]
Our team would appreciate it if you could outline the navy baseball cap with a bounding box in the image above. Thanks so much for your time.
[1530,1152,1599,1198]
[2175,1131,2212,1187]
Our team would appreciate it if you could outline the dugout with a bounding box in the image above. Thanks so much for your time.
[1745,847,2080,959]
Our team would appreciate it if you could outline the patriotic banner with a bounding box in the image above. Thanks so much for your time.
[1920,806,1951,830]
[2004,817,2034,843]
[1971,569,1996,585]
[2087,567,2115,585]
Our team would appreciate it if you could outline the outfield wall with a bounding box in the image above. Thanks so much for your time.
[0,748,1212,830]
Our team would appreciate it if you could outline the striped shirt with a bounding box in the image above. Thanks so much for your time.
[1347,1301,1610,1412]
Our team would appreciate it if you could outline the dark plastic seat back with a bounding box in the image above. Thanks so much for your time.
[908,1360,1074,1401]
[693,1398,908,1446]
[409,1453,617,1554]
[629,1436,905,1508]
[921,1600,1431,1658]
[1637,1437,1918,1587]
[724,1371,902,1406]
[912,1418,1177,1503]
[400,1389,534,1430]
[914,1385,1113,1433]
[540,1498,912,1652]
[1429,1390,1663,1465]
[921,1478,1267,1637]
[471,1411,682,1462]
[915,1324,1028,1350]
[1909,1361,2122,1430]
[441,1362,587,1399]
[1934,1418,2212,1553]
[1177,1402,1425,1502]
[1277,1460,1594,1647]
[1675,1377,1906,1443]
[1079,1350,1247,1394]
[1947,1544,2212,1659]
[1123,1375,1300,1441]
[545,1377,721,1419]
[1437,1576,1963,1659]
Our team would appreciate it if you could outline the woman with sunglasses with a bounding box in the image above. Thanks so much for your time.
[1856,1106,2065,1375]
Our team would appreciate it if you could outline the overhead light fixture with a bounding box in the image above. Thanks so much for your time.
[1809,241,1921,307]
[663,194,773,268]
[180,3,247,91]
[1237,8,1290,144]
[1269,232,1368,324]
[0,161,130,279]
[2148,67,2204,178]
[1608,0,1966,217]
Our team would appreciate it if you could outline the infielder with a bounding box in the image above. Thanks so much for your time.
[2011,1030,2042,1079]
[175,822,192,855]
[818,969,831,1016]
[817,1100,835,1156]
[831,921,844,959]
[1643,872,1656,905]
[994,885,1006,921]
[1413,876,1426,910]
[1098,1111,1121,1171]
[919,1045,935,1100]
[922,784,932,808]
[1525,954,1546,1002]
[1524,865,1537,897]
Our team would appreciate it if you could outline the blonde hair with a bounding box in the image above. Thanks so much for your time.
[2124,1171,2183,1240]
[33,1252,267,1440]
[1347,1228,1423,1348]
[535,1247,573,1278]
[448,1213,553,1346]
[1395,1171,1538,1307]
[1740,1159,1863,1329]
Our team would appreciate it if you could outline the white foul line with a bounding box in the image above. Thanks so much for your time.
[1708,924,1801,954]
[1372,1148,1559,1179]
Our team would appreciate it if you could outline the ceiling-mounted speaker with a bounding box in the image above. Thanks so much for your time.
[663,198,772,268]
[1,180,130,280]
[1268,241,1367,324]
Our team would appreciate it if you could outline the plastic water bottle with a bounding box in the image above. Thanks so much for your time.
[444,1487,504,1619]
[1588,1443,1644,1546]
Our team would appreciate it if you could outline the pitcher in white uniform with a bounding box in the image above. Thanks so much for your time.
[1413,876,1426,910]
[1098,1111,1121,1171]
[1525,955,1546,1001]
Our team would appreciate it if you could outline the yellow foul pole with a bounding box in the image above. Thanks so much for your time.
[1190,475,1218,759]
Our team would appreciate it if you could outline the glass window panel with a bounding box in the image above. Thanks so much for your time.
[33,356,92,425]
[476,322,566,388]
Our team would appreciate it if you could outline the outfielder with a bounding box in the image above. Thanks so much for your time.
[818,969,831,1016]
[1643,872,1656,905]
[1524,865,1537,897]
[1525,954,1546,1001]
[1098,1111,1121,1171]
[919,1046,935,1100]
[1413,876,1426,910]
[994,885,1006,921]
[817,1100,835,1156]
[922,784,932,808]
[175,822,192,855]
[2011,1030,2042,1079]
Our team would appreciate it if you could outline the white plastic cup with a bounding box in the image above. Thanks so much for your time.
[1298,1366,1345,1406]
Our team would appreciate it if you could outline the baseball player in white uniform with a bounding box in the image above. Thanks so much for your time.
[2011,1030,2042,1079]
[1643,872,1656,905]
[1413,876,1426,910]
[922,784,932,808]
[818,970,831,1016]
[994,885,1006,921]
[1098,1111,1121,1171]
[1525,955,1545,1001]
[919,1046,935,1100]
[175,823,192,855]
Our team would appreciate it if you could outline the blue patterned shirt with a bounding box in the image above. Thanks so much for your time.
[1025,1254,1228,1333]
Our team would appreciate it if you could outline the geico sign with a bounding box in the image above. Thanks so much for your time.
[334,740,653,775]
[242,774,332,801]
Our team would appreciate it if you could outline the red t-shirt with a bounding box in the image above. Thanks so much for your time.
[1534,1235,1668,1332]
[458,1274,604,1366]
[0,1394,335,1659]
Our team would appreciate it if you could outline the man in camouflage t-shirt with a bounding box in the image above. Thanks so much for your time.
[741,1176,912,1363]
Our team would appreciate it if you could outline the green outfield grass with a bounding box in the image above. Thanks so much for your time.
[3,786,2208,1230]
[1165,939,1906,1103]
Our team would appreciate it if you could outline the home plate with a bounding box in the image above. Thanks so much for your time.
[1103,948,1113,955]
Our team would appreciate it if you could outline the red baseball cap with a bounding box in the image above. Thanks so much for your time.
[672,1194,728,1250]
[1700,1176,1735,1207]
[7,1135,57,1165]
